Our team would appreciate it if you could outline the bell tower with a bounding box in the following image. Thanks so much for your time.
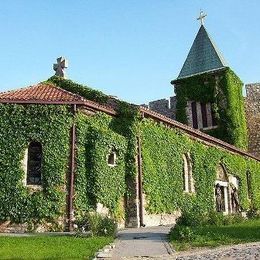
[171,11,248,149]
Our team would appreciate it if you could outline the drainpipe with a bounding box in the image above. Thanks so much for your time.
[68,104,77,232]
[137,111,145,227]
[137,135,144,227]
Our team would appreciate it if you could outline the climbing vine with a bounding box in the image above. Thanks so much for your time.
[0,76,258,232]
[141,119,260,215]
[174,68,248,149]
[0,104,72,228]
[47,76,109,104]
[74,112,128,220]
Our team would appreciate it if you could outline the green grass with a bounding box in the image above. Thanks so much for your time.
[0,235,113,259]
[170,218,260,251]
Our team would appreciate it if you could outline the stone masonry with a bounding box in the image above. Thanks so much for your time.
[245,83,260,158]
[148,96,176,120]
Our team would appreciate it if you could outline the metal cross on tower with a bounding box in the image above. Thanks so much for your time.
[53,57,68,78]
[197,10,207,26]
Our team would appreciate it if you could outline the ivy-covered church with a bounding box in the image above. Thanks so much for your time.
[0,19,259,232]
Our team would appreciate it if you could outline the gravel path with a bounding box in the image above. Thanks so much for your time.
[123,242,260,260]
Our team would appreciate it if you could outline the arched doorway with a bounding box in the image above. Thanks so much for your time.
[215,164,230,214]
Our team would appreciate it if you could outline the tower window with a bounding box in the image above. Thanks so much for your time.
[200,102,208,128]
[211,105,218,126]
[191,101,198,129]
[27,142,42,185]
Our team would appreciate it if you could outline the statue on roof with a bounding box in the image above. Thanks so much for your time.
[53,57,68,78]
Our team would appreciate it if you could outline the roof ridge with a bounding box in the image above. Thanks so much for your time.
[49,84,86,101]
[0,83,46,95]
[203,25,228,67]
[0,83,87,102]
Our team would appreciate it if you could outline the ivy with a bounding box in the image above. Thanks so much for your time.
[0,104,72,226]
[0,76,258,231]
[46,76,109,104]
[174,68,248,149]
[74,112,128,220]
[141,119,260,215]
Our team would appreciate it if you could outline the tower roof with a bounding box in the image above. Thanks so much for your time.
[177,25,228,79]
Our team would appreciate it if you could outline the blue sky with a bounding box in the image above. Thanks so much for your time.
[0,1,259,104]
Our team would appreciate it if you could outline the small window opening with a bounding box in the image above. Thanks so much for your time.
[211,104,218,126]
[200,102,208,128]
[27,141,42,185]
[107,149,117,166]
[191,101,198,129]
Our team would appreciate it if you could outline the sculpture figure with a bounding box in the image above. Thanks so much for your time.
[53,57,68,78]
[215,184,223,212]
[231,186,240,212]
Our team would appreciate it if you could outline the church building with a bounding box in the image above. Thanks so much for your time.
[0,13,259,232]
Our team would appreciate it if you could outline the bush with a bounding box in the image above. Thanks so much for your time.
[207,211,245,226]
[170,225,195,241]
[247,208,260,219]
[75,212,117,237]
[176,210,208,227]
[176,210,246,228]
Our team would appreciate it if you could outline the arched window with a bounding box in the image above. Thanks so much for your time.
[183,153,195,193]
[27,141,42,185]
[215,164,229,213]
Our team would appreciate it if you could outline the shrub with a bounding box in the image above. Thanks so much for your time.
[170,225,195,241]
[247,208,260,219]
[176,210,208,227]
[75,212,117,237]
[207,211,245,226]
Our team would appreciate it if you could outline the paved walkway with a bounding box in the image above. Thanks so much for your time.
[110,226,174,259]
[109,226,260,260]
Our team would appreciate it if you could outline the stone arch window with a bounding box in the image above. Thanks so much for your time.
[215,164,241,214]
[26,141,42,185]
[107,148,117,167]
[215,164,229,213]
[183,153,195,193]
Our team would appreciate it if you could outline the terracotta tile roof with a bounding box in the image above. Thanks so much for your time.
[0,83,86,102]
[0,83,117,115]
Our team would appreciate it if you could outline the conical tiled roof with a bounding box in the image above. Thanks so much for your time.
[177,25,228,79]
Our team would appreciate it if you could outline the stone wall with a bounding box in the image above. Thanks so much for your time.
[142,194,181,227]
[148,96,176,120]
[245,84,260,158]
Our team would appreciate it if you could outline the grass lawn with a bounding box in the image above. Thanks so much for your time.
[170,218,260,251]
[0,235,113,259]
